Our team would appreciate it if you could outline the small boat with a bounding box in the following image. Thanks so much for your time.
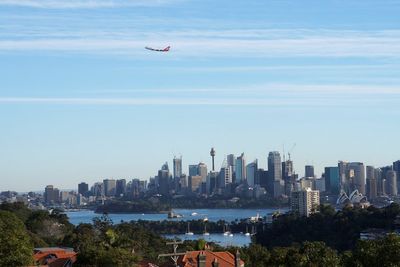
[245,225,250,236]
[203,223,210,236]
[191,212,198,216]
[203,217,208,222]
[186,222,194,235]
[229,233,234,237]
[223,224,230,236]
[168,211,183,219]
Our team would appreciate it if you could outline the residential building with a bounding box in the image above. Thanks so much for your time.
[291,188,320,217]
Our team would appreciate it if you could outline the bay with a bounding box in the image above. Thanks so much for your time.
[65,208,287,225]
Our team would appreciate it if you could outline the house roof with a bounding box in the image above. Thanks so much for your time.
[178,250,244,267]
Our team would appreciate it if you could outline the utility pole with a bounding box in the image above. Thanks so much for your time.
[158,240,186,267]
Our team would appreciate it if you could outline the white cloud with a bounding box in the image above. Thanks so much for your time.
[1,29,400,58]
[0,0,180,8]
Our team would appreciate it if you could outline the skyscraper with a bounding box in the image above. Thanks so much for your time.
[219,166,232,188]
[78,182,89,196]
[290,188,320,217]
[103,179,117,197]
[282,159,294,196]
[366,166,377,200]
[116,179,127,197]
[189,164,199,177]
[394,160,400,193]
[158,162,170,195]
[198,162,208,182]
[305,165,315,178]
[246,160,258,187]
[44,185,60,204]
[173,156,182,179]
[268,151,283,197]
[235,153,246,184]
[324,167,340,195]
[386,170,397,196]
[338,161,366,195]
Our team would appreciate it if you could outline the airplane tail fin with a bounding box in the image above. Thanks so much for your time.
[164,46,170,51]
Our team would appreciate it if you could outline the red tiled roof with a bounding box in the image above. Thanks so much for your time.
[178,250,244,267]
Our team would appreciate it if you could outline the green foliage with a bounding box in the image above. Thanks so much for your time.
[346,234,400,267]
[255,203,400,251]
[0,211,33,266]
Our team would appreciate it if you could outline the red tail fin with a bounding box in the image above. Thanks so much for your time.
[163,46,170,51]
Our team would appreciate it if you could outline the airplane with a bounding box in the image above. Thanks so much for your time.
[145,46,170,52]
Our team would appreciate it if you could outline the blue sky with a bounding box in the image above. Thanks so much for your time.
[0,0,399,191]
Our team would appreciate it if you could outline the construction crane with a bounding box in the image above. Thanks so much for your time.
[288,143,296,161]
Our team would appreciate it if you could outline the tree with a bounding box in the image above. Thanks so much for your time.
[0,211,33,266]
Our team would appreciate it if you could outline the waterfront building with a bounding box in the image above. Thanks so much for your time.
[103,179,116,197]
[305,165,315,178]
[235,153,246,184]
[324,167,340,195]
[78,182,89,196]
[290,187,320,217]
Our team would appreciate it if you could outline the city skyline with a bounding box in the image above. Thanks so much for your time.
[1,0,400,191]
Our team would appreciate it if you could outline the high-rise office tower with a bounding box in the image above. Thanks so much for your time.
[91,182,104,197]
[246,160,258,187]
[158,162,170,196]
[282,159,294,196]
[257,169,269,189]
[235,153,246,184]
[116,179,127,197]
[338,161,366,195]
[268,151,283,197]
[44,185,60,204]
[198,162,208,182]
[227,154,236,179]
[348,162,366,195]
[210,148,216,171]
[305,165,315,178]
[386,170,397,196]
[290,188,320,217]
[366,166,377,200]
[78,182,89,196]
[103,179,117,197]
[189,164,199,177]
[173,156,182,179]
[375,168,384,196]
[219,166,232,188]
[131,179,141,199]
[393,160,400,193]
[324,167,340,195]
[188,175,202,192]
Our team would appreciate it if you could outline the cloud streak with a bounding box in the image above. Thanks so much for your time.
[1,29,400,58]
[0,0,180,8]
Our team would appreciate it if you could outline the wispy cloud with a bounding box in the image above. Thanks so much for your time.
[1,29,400,58]
[0,0,180,8]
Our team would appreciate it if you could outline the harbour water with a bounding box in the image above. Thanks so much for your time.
[65,208,287,247]
[66,208,286,225]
